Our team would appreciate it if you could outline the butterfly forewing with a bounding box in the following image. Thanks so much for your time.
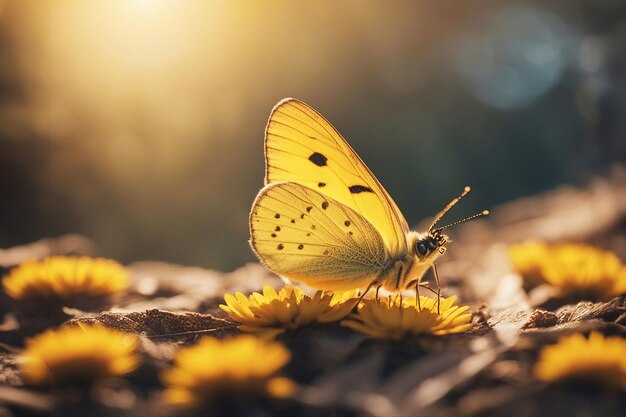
[250,182,388,291]
[265,99,409,256]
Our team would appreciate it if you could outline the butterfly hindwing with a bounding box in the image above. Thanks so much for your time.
[265,99,409,256]
[249,182,389,291]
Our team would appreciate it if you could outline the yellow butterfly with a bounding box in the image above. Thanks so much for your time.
[249,98,487,301]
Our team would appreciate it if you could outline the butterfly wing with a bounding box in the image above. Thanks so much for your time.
[250,182,389,291]
[265,98,409,256]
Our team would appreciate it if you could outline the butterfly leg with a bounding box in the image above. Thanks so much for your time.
[433,262,441,314]
[414,279,422,310]
[418,283,439,297]
[356,282,375,305]
[357,273,387,305]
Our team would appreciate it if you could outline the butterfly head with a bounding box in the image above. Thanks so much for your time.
[394,230,448,291]
[410,186,489,263]
[412,230,448,261]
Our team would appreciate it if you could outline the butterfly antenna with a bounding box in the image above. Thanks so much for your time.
[428,186,472,232]
[435,210,490,231]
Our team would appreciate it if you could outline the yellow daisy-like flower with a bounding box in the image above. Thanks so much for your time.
[534,331,626,390]
[509,242,626,301]
[341,295,472,340]
[20,324,139,385]
[161,335,295,407]
[509,242,549,287]
[220,285,358,338]
[2,256,129,303]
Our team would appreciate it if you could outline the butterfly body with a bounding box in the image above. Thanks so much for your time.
[249,98,471,294]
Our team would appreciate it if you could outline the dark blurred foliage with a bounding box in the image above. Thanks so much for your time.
[0,0,624,269]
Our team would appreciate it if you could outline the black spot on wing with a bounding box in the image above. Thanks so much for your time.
[308,152,328,166]
[318,182,326,188]
[349,185,374,194]
[321,201,329,210]
[277,244,284,250]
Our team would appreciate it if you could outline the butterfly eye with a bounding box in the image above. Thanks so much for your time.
[416,242,428,256]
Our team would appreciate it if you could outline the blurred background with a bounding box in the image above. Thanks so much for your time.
[0,0,624,270]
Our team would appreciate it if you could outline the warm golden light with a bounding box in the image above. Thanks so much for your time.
[6,0,245,265]
[127,0,163,12]
[1,0,599,273]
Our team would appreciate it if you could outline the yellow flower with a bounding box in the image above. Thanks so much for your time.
[220,285,358,338]
[2,256,128,303]
[509,242,626,301]
[341,295,472,340]
[20,324,139,385]
[161,335,295,407]
[509,242,550,287]
[534,332,626,390]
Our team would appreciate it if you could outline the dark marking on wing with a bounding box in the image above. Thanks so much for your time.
[308,152,328,166]
[277,244,284,250]
[271,233,277,238]
[274,213,281,219]
[290,219,296,224]
[300,213,305,219]
[349,185,374,194]
[275,226,281,232]
[323,250,329,255]
[321,201,329,210]
[298,244,304,250]
[318,182,326,188]
[306,206,313,213]
[344,220,351,227]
